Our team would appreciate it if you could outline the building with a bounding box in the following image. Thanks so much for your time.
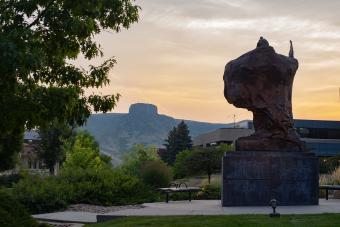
[295,119,340,156]
[18,131,45,172]
[193,119,340,157]
[18,131,60,174]
[193,128,253,147]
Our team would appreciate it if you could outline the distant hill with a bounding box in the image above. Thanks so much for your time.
[82,103,230,164]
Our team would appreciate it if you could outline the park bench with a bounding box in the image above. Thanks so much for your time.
[319,185,340,200]
[158,183,201,203]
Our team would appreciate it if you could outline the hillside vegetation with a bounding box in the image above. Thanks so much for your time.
[82,103,229,164]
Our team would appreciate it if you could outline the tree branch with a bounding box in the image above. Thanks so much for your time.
[27,0,56,28]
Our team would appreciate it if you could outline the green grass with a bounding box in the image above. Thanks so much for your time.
[86,214,340,227]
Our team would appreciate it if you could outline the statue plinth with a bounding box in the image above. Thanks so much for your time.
[222,151,319,206]
[222,37,319,206]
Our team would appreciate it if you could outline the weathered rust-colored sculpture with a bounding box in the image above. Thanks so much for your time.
[223,37,305,151]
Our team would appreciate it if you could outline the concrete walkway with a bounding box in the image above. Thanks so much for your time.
[33,199,340,223]
[103,199,340,216]
[33,211,97,224]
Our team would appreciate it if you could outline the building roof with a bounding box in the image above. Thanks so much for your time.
[24,130,40,141]
[193,128,254,146]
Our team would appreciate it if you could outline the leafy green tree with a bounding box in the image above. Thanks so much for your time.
[62,131,111,171]
[173,144,233,183]
[164,121,192,165]
[37,120,73,174]
[121,144,160,175]
[0,0,140,171]
[140,160,172,188]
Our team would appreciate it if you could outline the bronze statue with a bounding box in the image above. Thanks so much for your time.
[223,37,305,151]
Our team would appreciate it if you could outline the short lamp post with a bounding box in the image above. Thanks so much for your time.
[269,199,280,217]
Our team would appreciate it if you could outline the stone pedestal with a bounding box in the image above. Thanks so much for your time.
[222,151,319,206]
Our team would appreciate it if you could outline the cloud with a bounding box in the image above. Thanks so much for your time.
[88,0,340,122]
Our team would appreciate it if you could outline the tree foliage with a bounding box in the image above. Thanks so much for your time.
[62,131,111,171]
[140,160,172,188]
[37,120,73,174]
[121,144,173,188]
[121,144,160,175]
[164,121,192,165]
[0,0,140,170]
[0,189,44,227]
[173,144,233,183]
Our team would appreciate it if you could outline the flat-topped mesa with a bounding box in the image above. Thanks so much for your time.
[129,103,158,116]
[223,37,305,151]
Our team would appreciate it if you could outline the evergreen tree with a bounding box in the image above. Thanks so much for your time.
[164,121,192,165]
[177,121,193,151]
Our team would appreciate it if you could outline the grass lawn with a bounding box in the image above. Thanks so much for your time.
[86,214,340,227]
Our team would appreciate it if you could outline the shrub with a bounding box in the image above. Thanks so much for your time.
[0,173,21,187]
[12,141,165,214]
[319,156,340,174]
[13,167,160,214]
[331,167,340,185]
[197,183,221,200]
[13,175,68,214]
[140,161,172,188]
[60,167,155,205]
[0,189,47,227]
[121,144,160,176]
[320,174,333,185]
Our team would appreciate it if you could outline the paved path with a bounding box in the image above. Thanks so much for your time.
[103,199,340,216]
[33,211,97,224]
[33,199,340,223]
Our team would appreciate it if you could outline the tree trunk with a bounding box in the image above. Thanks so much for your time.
[49,165,55,175]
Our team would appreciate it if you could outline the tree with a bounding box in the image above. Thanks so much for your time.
[172,149,192,179]
[164,121,192,165]
[173,144,233,184]
[37,120,73,175]
[62,131,111,171]
[140,161,172,188]
[0,0,140,171]
[121,144,160,176]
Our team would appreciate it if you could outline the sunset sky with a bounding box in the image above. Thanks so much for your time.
[81,0,340,123]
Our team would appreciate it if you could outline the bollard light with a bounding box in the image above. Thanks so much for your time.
[269,199,280,217]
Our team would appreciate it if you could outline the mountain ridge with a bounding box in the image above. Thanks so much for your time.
[82,103,231,164]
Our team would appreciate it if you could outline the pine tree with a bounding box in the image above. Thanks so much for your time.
[164,121,192,165]
[177,121,193,152]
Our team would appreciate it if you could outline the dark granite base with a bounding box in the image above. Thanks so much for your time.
[221,151,319,206]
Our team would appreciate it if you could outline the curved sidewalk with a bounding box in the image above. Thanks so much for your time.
[33,199,340,224]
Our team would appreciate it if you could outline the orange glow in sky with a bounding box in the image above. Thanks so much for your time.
[81,0,340,123]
